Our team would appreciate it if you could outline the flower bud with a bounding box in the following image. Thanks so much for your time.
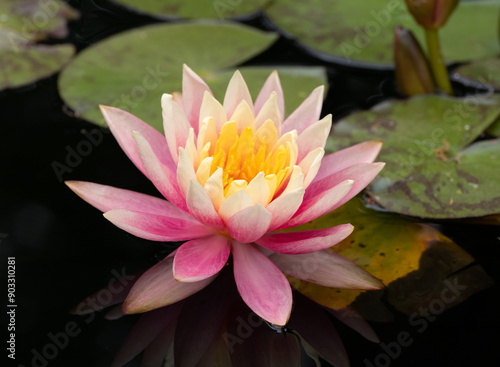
[394,25,434,95]
[405,0,459,29]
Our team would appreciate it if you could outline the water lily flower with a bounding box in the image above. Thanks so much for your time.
[404,0,459,30]
[66,65,385,326]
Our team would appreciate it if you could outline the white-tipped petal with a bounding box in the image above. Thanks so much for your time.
[204,168,225,211]
[186,180,224,231]
[184,128,198,168]
[254,70,284,121]
[199,91,228,132]
[246,172,271,206]
[182,64,212,133]
[229,100,255,133]
[283,165,304,194]
[223,70,254,117]
[283,86,324,134]
[196,156,213,187]
[225,180,248,198]
[177,147,197,199]
[255,92,281,134]
[162,94,191,163]
[197,117,217,154]
[218,190,254,223]
[297,114,332,162]
[299,148,325,188]
[266,187,305,230]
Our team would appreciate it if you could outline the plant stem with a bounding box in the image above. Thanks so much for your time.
[424,28,452,95]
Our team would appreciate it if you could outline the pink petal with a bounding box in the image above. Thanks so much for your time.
[296,114,332,162]
[186,180,225,230]
[282,86,324,135]
[256,224,353,254]
[65,181,189,219]
[182,64,212,134]
[100,105,176,173]
[132,131,187,211]
[315,141,383,181]
[270,250,384,289]
[327,307,380,343]
[305,162,385,211]
[111,304,182,367]
[162,94,191,163]
[123,253,216,314]
[173,235,231,282]
[266,188,305,231]
[104,209,213,242]
[290,293,349,367]
[223,70,254,117]
[232,242,292,326]
[226,204,272,243]
[254,70,285,120]
[282,179,354,229]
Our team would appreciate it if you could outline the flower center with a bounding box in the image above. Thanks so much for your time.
[211,121,293,196]
[192,117,297,200]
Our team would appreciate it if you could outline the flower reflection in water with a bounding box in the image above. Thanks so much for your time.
[73,266,378,367]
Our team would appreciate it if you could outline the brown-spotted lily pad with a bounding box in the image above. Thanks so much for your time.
[111,0,267,20]
[58,21,327,131]
[286,197,493,321]
[266,0,499,68]
[330,94,500,219]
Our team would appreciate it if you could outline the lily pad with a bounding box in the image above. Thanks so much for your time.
[0,0,77,41]
[452,57,500,137]
[0,0,76,91]
[0,34,74,90]
[111,0,267,20]
[330,94,500,219]
[286,197,493,321]
[266,0,500,68]
[453,57,500,91]
[59,21,327,131]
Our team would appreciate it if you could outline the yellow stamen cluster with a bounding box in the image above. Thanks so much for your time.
[206,120,294,197]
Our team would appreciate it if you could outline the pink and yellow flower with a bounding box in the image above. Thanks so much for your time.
[66,65,384,326]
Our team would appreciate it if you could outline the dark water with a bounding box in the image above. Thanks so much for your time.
[2,1,500,366]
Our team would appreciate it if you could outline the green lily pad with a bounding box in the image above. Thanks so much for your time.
[266,0,499,68]
[452,57,500,137]
[0,0,76,91]
[329,94,500,219]
[0,0,78,41]
[453,57,500,91]
[111,0,267,20]
[0,39,74,90]
[59,21,327,131]
[286,197,493,321]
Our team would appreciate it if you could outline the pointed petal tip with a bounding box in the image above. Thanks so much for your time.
[161,93,173,104]
[121,300,141,315]
[98,104,112,112]
[64,180,76,189]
